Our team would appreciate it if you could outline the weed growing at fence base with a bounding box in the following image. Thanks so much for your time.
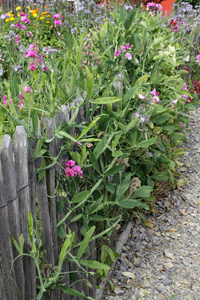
[1,0,200,298]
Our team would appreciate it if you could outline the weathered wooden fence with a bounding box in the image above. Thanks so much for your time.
[0,98,100,300]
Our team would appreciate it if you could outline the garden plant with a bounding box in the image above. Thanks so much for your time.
[0,0,200,298]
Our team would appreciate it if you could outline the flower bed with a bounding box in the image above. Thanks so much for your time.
[0,1,200,298]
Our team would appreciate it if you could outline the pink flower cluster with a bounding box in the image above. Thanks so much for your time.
[169,19,180,32]
[82,43,101,68]
[24,44,47,71]
[146,2,163,11]
[15,20,26,31]
[196,53,200,65]
[139,88,160,104]
[53,13,64,26]
[150,88,159,103]
[2,95,12,106]
[65,160,84,178]
[20,12,30,24]
[114,43,132,60]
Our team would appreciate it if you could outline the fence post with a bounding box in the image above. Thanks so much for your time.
[0,158,16,299]
[1,134,25,300]
[14,126,36,300]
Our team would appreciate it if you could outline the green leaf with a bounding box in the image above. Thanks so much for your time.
[135,74,149,86]
[85,66,94,100]
[151,114,171,125]
[56,199,66,215]
[8,115,32,138]
[185,103,196,111]
[58,131,77,142]
[112,134,122,151]
[79,260,111,271]
[151,172,169,181]
[104,182,115,194]
[77,226,96,260]
[71,191,91,203]
[123,85,139,104]
[136,137,157,148]
[151,74,167,84]
[116,174,132,201]
[168,169,174,184]
[38,158,46,183]
[11,234,24,254]
[78,117,100,140]
[124,8,137,30]
[125,118,140,133]
[112,150,123,157]
[132,186,153,199]
[90,97,121,105]
[58,285,88,299]
[118,198,149,209]
[89,151,101,174]
[103,164,125,176]
[58,230,74,271]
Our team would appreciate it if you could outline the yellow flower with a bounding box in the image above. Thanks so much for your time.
[32,13,37,17]
[16,6,21,10]
[90,28,93,30]
[5,19,10,22]
[27,6,30,10]
[10,17,15,21]
[6,12,12,16]
[47,14,51,17]
[40,16,44,20]
[17,13,20,17]
[46,21,50,23]
[41,12,48,15]
[104,18,106,20]
[51,25,53,28]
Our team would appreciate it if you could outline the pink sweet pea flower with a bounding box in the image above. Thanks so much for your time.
[65,160,75,167]
[172,99,178,104]
[72,165,81,174]
[21,16,30,24]
[53,13,60,19]
[78,170,84,178]
[65,167,75,177]
[54,19,62,25]
[125,53,132,60]
[23,86,31,93]
[19,92,24,100]
[30,61,38,71]
[18,100,24,110]
[115,49,121,58]
[138,94,145,99]
[150,88,159,97]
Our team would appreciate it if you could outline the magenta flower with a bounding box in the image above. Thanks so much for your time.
[30,61,38,71]
[15,34,21,45]
[115,49,121,58]
[19,91,24,100]
[72,165,81,174]
[21,16,30,24]
[172,99,178,104]
[23,86,31,93]
[125,53,132,60]
[27,31,33,38]
[18,101,24,110]
[65,167,75,177]
[78,170,84,178]
[196,53,200,65]
[53,13,60,19]
[54,19,62,25]
[65,160,75,167]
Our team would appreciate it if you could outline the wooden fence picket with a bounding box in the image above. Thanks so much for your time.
[14,126,36,300]
[0,158,16,299]
[1,134,25,300]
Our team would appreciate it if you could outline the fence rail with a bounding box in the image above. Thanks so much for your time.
[0,98,101,299]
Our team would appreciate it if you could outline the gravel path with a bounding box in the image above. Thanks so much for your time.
[103,108,200,300]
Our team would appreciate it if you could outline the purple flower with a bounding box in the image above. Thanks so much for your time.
[115,49,121,58]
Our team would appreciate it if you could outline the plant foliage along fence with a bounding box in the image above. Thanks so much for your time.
[0,99,105,300]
